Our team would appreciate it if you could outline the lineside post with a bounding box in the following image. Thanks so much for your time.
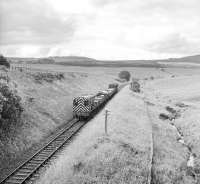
[105,109,110,135]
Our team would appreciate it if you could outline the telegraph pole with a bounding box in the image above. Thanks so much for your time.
[105,109,109,135]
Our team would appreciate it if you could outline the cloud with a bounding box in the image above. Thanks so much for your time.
[0,0,77,45]
[1,0,200,59]
[92,0,123,7]
[149,33,200,55]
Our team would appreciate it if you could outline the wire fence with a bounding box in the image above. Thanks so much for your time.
[9,65,62,75]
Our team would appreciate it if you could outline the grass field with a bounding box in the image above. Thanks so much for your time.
[1,64,169,179]
[0,66,117,179]
[144,74,200,183]
[2,64,200,183]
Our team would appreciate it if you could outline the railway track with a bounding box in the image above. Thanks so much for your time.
[0,84,125,184]
[0,119,86,184]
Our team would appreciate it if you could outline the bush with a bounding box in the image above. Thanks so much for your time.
[32,72,65,83]
[130,78,140,93]
[0,83,23,137]
[118,71,131,81]
[0,74,10,83]
[0,55,10,68]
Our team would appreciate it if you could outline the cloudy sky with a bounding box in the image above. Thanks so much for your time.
[0,0,200,59]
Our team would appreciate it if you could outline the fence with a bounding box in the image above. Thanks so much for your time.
[9,65,61,75]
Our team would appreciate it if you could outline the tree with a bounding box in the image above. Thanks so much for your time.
[118,70,131,81]
[0,55,10,68]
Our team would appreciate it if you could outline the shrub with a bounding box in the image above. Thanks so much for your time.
[0,55,10,68]
[150,76,154,80]
[118,71,131,81]
[32,72,65,83]
[159,113,170,120]
[130,78,140,93]
[0,83,23,137]
[0,74,10,83]
[32,72,65,84]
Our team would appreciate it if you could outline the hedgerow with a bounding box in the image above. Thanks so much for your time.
[31,72,65,83]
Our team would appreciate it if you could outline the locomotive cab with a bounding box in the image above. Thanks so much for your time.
[73,95,95,119]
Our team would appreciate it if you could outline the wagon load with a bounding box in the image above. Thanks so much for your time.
[109,83,118,89]
[105,88,116,97]
[97,90,110,99]
[93,95,104,106]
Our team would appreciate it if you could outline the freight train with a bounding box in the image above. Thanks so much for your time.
[73,83,118,119]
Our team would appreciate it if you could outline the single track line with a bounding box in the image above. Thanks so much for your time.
[0,119,87,184]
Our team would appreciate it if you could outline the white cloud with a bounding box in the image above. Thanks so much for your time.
[149,33,200,56]
[0,0,200,59]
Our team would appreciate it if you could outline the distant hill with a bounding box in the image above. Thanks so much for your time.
[8,56,96,65]
[7,54,200,68]
[49,56,97,65]
[167,55,200,63]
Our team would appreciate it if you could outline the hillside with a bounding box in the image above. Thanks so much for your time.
[0,68,117,180]
[8,54,200,68]
[8,56,97,65]
[168,55,200,63]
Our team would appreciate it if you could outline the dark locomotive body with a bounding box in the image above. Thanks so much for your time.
[73,83,118,119]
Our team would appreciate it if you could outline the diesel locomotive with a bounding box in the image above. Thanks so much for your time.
[73,83,118,119]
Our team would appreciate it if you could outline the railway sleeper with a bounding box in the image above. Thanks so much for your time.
[34,156,48,160]
[6,177,24,183]
[51,140,63,144]
[31,158,45,162]
[42,149,54,152]
[49,142,62,146]
[17,169,33,173]
[47,145,59,149]
[28,161,42,165]
[21,166,37,170]
[54,138,64,142]
[35,156,49,161]
[37,152,50,155]
[44,148,55,151]
[14,173,28,177]
[46,145,57,148]
[39,151,52,155]
[43,150,54,153]
[26,163,39,167]
[9,175,26,180]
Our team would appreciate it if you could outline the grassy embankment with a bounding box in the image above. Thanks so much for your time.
[144,75,200,183]
[147,104,195,184]
[35,86,152,184]
[0,67,116,179]
[36,72,199,184]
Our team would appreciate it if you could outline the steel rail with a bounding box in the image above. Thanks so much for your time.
[0,119,86,184]
[1,84,124,184]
